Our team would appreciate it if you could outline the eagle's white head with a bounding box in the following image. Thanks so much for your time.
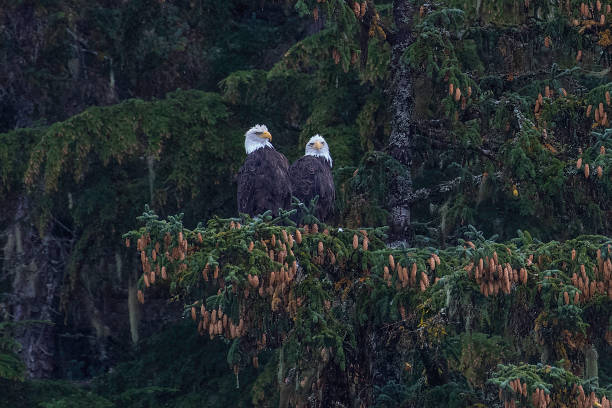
[305,134,332,167]
[245,124,273,154]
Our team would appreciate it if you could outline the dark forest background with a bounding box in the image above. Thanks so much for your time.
[0,0,610,407]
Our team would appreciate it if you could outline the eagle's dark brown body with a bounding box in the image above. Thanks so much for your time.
[237,146,292,216]
[289,155,335,221]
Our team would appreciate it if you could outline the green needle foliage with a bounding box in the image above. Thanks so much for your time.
[0,322,26,382]
[124,207,611,406]
[1,0,612,406]
[0,321,52,382]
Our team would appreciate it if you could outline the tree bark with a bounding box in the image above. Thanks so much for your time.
[585,344,599,386]
[127,276,141,345]
[387,0,416,244]
[2,195,65,378]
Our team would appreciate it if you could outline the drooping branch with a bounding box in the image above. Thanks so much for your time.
[407,171,502,203]
[411,118,499,162]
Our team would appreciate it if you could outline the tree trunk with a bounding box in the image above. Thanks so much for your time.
[127,275,141,345]
[3,195,65,378]
[388,0,416,244]
[585,344,598,386]
[147,154,155,208]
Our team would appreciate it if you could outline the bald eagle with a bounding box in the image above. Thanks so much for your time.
[289,135,335,222]
[237,125,292,217]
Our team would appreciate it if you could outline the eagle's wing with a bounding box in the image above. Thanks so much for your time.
[273,150,292,212]
[238,148,292,217]
[278,151,290,171]
[289,156,318,205]
[315,162,335,221]
[237,155,257,215]
[290,156,335,221]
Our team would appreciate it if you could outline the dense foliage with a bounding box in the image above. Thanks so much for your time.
[123,209,612,406]
[0,0,610,406]
[0,322,27,382]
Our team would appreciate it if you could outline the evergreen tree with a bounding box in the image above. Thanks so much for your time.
[0,0,610,407]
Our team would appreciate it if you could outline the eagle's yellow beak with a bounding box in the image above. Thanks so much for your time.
[313,141,323,150]
[261,131,272,141]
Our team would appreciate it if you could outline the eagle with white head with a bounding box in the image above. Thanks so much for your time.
[237,125,292,216]
[289,135,335,222]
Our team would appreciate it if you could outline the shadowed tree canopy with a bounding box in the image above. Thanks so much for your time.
[0,0,610,407]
